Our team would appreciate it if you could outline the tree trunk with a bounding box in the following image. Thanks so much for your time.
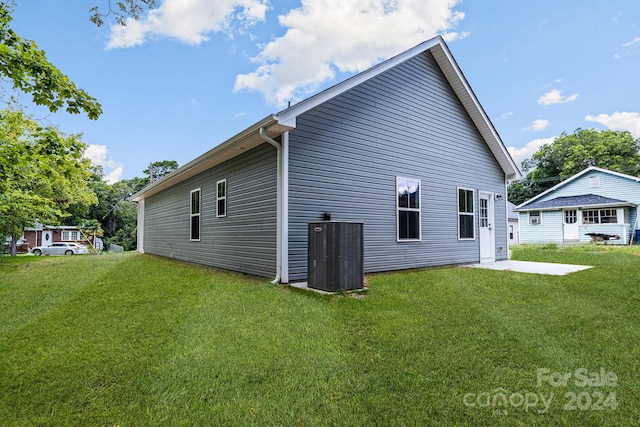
[9,236,18,257]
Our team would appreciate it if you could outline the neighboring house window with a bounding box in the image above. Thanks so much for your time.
[583,209,617,224]
[190,189,201,241]
[589,176,601,188]
[397,177,421,240]
[458,188,474,239]
[217,179,227,218]
[509,225,514,240]
[61,231,81,241]
[529,211,541,225]
[564,210,577,224]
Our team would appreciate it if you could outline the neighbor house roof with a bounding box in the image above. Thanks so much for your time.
[514,166,640,211]
[24,225,81,231]
[132,36,520,202]
[515,194,635,212]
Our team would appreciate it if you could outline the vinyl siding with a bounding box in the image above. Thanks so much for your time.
[543,171,640,230]
[287,51,507,280]
[535,171,640,205]
[519,211,564,244]
[520,171,640,244]
[143,144,277,277]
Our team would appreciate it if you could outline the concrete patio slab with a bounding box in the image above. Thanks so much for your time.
[464,260,593,275]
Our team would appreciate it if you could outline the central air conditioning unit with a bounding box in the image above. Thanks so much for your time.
[307,222,364,292]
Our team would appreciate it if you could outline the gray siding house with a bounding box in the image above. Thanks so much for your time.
[131,36,520,282]
[515,167,640,245]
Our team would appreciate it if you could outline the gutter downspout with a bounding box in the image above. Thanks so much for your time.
[259,127,282,284]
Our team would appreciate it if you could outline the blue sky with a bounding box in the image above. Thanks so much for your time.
[9,0,640,182]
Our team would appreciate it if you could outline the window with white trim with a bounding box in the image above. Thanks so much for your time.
[217,179,227,217]
[61,230,81,241]
[529,211,541,225]
[564,210,577,224]
[458,188,475,239]
[397,177,421,240]
[509,225,514,240]
[190,189,201,241]
[583,209,617,224]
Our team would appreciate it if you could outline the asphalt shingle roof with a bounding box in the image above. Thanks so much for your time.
[518,194,632,210]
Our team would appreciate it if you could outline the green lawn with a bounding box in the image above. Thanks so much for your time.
[1,246,639,426]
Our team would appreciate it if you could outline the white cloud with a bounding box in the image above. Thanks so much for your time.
[525,119,550,131]
[622,37,640,47]
[585,112,640,138]
[615,37,640,59]
[234,0,466,106]
[106,0,269,49]
[538,89,579,106]
[508,137,555,169]
[83,144,124,184]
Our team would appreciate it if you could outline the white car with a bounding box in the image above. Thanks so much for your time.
[31,242,89,256]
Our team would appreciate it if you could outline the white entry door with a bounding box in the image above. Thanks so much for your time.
[43,230,53,246]
[479,192,495,263]
[563,209,579,241]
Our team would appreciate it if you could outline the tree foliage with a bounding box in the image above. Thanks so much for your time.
[144,160,178,182]
[508,128,640,205]
[0,108,98,254]
[66,162,176,251]
[0,2,102,119]
[90,0,156,27]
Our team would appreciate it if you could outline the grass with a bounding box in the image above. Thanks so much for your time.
[1,246,639,426]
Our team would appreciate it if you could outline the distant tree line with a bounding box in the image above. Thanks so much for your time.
[0,1,175,255]
[0,108,177,255]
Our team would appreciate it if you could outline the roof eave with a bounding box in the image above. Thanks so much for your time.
[514,166,640,209]
[133,37,521,202]
[276,36,521,180]
[131,115,290,202]
[429,41,521,180]
[514,202,636,212]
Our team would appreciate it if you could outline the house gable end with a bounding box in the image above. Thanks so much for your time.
[517,167,640,211]
[276,37,519,180]
[286,46,509,280]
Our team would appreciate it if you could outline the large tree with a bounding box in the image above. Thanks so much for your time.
[0,2,102,119]
[508,128,640,205]
[0,108,97,255]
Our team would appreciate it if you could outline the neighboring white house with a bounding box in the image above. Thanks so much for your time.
[514,167,640,245]
[507,201,519,245]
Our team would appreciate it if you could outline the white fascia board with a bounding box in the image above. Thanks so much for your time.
[275,36,521,181]
[514,166,640,210]
[274,37,444,128]
[430,41,521,181]
[515,202,635,212]
[131,115,286,202]
[587,166,640,182]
